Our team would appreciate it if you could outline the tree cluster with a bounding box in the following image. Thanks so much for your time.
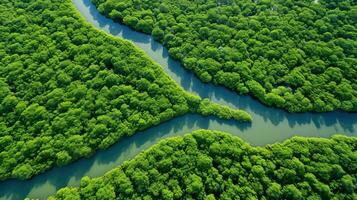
[197,99,252,122]
[52,130,357,200]
[0,0,250,181]
[93,0,357,112]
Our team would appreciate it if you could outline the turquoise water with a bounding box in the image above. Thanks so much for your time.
[0,0,355,199]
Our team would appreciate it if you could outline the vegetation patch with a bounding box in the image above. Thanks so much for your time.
[93,0,357,112]
[51,130,357,200]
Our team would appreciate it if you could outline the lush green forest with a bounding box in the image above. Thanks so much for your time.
[93,0,357,112]
[51,130,357,200]
[0,0,250,181]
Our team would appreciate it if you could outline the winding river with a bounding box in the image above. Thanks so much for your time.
[0,0,356,199]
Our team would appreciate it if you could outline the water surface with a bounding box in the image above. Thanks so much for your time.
[0,0,355,199]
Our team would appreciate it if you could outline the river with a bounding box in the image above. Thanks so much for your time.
[0,0,356,199]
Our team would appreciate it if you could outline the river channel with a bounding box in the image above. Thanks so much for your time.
[0,0,356,199]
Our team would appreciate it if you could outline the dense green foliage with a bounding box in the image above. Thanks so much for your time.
[93,0,357,112]
[0,0,250,181]
[197,99,252,122]
[52,130,357,200]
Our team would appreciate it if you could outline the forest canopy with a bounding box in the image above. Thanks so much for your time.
[51,130,357,200]
[92,0,357,112]
[0,0,250,181]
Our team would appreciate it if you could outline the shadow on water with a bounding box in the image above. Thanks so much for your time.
[0,0,355,199]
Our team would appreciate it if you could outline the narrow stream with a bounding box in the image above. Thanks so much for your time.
[0,0,355,199]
